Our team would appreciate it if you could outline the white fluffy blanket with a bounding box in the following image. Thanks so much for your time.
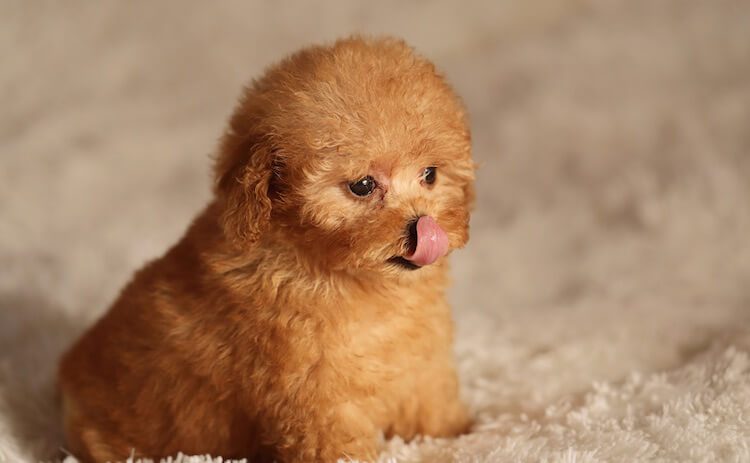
[2,1,749,462]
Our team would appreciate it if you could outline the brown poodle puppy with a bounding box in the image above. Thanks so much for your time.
[58,36,475,462]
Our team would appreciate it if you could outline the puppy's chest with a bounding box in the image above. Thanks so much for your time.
[320,288,452,370]
[251,278,454,385]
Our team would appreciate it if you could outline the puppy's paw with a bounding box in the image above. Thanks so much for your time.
[418,399,472,438]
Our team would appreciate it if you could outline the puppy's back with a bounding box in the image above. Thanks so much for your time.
[58,210,261,461]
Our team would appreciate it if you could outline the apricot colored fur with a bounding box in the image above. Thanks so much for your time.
[58,36,475,462]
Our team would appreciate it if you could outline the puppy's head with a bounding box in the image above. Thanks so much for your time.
[215,37,475,275]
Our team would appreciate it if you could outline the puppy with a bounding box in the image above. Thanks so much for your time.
[58,36,475,462]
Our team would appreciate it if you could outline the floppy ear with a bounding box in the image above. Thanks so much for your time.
[463,173,477,210]
[459,125,477,210]
[214,130,274,248]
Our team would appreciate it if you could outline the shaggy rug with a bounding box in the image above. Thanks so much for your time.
[2,1,749,462]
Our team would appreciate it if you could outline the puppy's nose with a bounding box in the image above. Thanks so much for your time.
[405,217,420,255]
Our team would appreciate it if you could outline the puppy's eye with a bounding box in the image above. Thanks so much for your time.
[349,176,376,197]
[422,166,437,185]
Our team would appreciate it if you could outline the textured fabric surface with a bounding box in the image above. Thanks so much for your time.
[2,1,749,461]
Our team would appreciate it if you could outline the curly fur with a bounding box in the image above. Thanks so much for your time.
[57,36,475,462]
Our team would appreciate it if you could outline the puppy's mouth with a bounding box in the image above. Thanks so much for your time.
[386,216,449,271]
[387,255,421,271]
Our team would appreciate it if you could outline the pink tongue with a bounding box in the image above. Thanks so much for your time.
[405,216,450,267]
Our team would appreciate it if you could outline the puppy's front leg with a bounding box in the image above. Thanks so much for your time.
[415,360,471,438]
[273,402,378,462]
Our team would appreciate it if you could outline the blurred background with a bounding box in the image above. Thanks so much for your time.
[1,1,749,461]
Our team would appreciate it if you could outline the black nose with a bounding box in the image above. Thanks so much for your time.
[405,217,420,254]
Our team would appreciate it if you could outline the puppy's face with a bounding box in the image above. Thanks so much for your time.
[216,38,474,275]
